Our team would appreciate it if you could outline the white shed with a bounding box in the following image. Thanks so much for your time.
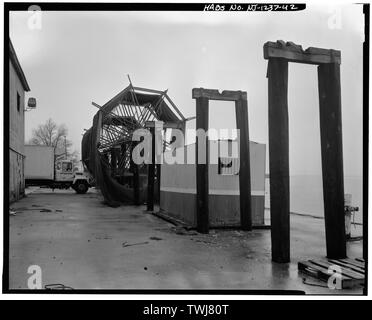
[160,139,266,227]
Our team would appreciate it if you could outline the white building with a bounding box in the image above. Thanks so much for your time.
[160,139,266,227]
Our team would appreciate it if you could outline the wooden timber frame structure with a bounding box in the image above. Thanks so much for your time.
[264,40,346,262]
[192,88,252,234]
[82,78,186,207]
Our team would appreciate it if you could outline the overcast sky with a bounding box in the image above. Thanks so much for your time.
[10,4,364,176]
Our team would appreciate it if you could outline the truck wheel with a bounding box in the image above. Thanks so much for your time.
[75,181,88,194]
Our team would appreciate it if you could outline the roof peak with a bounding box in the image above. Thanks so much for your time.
[9,39,30,92]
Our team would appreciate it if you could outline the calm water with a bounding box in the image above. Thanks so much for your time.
[265,175,363,224]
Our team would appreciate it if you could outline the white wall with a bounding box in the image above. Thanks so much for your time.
[161,140,266,195]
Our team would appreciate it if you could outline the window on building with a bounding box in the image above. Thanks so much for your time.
[17,92,21,112]
[62,162,73,172]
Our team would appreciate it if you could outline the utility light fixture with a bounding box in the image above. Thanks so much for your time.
[25,97,37,111]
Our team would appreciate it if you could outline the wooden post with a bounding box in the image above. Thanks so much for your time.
[147,126,155,211]
[156,163,161,203]
[318,63,346,259]
[196,97,209,234]
[131,142,140,205]
[268,58,290,263]
[235,95,252,231]
[110,148,117,177]
[93,111,103,177]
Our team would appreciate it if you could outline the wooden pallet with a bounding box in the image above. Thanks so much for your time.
[298,257,365,289]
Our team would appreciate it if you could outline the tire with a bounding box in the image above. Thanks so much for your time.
[74,181,88,194]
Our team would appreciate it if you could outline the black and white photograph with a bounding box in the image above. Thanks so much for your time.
[2,1,369,299]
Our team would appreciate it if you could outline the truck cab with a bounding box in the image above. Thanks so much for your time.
[55,160,74,182]
[55,159,91,193]
[25,145,91,194]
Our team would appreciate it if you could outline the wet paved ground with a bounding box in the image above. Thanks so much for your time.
[9,187,363,294]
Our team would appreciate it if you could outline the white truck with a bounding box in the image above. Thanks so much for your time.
[24,145,91,194]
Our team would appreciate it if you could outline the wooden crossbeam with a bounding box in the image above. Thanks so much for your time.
[192,88,247,101]
[264,41,341,65]
[133,86,164,95]
[145,120,185,129]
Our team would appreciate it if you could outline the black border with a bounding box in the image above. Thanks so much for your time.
[3,1,10,294]
[363,3,369,296]
[2,2,369,296]
[5,2,307,11]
